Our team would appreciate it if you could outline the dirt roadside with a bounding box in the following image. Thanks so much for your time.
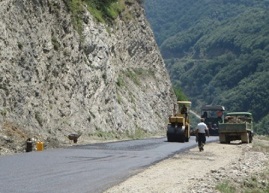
[104,140,269,193]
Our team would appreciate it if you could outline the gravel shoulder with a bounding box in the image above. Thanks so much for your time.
[104,140,269,193]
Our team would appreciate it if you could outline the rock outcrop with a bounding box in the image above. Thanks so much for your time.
[0,0,175,153]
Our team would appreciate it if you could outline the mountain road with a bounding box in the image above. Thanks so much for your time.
[0,136,218,193]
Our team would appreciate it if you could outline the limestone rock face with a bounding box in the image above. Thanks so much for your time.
[0,0,175,150]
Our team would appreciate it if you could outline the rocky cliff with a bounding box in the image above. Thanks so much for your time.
[0,0,176,153]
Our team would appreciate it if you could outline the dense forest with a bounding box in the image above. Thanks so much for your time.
[144,0,269,134]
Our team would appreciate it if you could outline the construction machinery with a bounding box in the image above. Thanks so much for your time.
[219,112,254,143]
[167,101,191,142]
[201,105,225,136]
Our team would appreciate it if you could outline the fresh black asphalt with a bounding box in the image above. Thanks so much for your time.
[0,136,218,193]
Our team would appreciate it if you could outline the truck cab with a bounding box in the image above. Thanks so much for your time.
[201,105,225,136]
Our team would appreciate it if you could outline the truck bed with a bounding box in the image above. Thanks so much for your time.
[218,122,251,133]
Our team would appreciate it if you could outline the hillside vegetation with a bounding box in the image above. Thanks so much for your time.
[144,0,269,134]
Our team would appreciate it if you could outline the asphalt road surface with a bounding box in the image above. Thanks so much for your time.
[0,136,218,193]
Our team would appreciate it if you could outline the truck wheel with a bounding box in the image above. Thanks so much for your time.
[225,136,230,144]
[219,134,226,143]
[246,133,250,143]
[241,133,249,143]
[248,132,252,143]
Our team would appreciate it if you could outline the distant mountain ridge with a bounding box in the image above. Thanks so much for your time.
[144,0,269,134]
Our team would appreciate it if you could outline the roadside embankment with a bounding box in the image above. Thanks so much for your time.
[104,137,269,193]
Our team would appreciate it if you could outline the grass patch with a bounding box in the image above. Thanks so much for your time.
[216,181,236,193]
[116,75,125,87]
[241,167,269,193]
[252,135,269,153]
[116,92,122,104]
[121,68,155,86]
[51,36,61,51]
[89,129,121,140]
[125,69,141,85]
[104,0,125,20]
[65,0,84,35]
[66,0,126,26]
[0,108,8,117]
[126,127,147,140]
[135,67,155,77]
[35,112,43,127]
[125,127,165,140]
[117,67,155,87]
[85,1,105,23]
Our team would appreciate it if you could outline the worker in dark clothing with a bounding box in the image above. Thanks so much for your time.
[180,104,188,119]
[201,111,208,119]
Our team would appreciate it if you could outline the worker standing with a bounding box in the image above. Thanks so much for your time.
[180,104,188,117]
[196,118,209,151]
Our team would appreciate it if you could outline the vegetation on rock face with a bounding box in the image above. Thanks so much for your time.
[84,0,125,22]
[64,0,129,28]
[63,0,126,37]
[144,0,269,134]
